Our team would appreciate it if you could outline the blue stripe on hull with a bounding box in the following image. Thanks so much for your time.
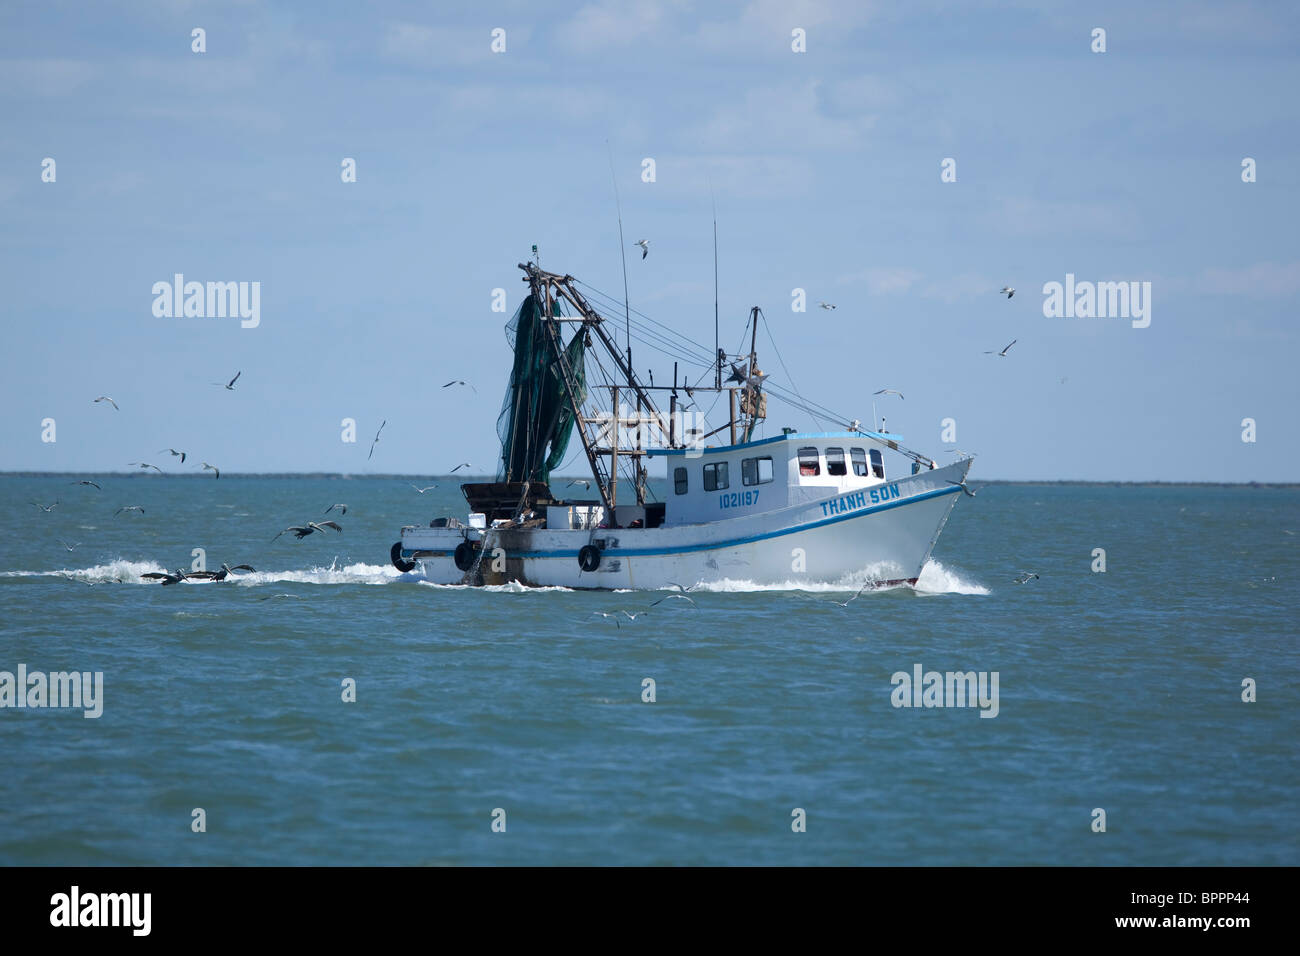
[494,484,961,559]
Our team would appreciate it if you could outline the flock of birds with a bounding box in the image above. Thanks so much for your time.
[57,291,1037,593]
[588,582,700,628]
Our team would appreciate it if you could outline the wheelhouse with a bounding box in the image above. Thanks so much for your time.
[647,431,900,526]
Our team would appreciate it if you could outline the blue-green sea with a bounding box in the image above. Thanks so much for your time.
[1,475,1296,865]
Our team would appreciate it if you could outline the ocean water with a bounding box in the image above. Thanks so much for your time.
[0,475,1295,865]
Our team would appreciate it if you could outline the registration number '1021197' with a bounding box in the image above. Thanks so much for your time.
[720,490,758,509]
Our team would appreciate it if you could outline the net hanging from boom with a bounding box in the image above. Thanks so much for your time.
[495,293,587,486]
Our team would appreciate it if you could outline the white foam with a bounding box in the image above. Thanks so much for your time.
[914,559,989,595]
[0,558,168,584]
[415,579,574,593]
[688,560,988,596]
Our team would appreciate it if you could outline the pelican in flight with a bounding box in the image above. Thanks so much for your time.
[272,520,343,541]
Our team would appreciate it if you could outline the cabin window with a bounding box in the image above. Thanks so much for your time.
[869,449,885,479]
[851,447,869,477]
[797,447,820,476]
[703,461,729,491]
[826,447,847,476]
[673,467,688,495]
[742,456,774,486]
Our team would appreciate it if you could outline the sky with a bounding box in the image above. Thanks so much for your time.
[1,0,1297,482]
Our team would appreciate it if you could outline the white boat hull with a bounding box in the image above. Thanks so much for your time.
[400,460,971,589]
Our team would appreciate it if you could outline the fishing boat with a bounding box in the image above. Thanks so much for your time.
[389,261,973,589]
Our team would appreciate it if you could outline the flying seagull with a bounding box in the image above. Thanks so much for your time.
[450,462,473,474]
[650,592,697,608]
[201,462,220,480]
[93,396,118,410]
[620,610,648,622]
[69,480,101,490]
[442,380,477,393]
[31,500,59,512]
[128,462,163,473]
[1013,571,1040,584]
[368,420,386,461]
[159,448,187,463]
[272,520,343,541]
[114,505,145,516]
[818,302,837,310]
[873,388,905,400]
[213,371,241,390]
[60,540,81,552]
[409,484,438,494]
[1000,287,1015,298]
[634,239,649,259]
[322,503,348,515]
[831,583,871,607]
[985,339,1016,357]
[946,479,977,498]
[590,611,624,628]
[566,479,591,489]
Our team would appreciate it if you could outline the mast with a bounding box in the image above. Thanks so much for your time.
[518,263,670,513]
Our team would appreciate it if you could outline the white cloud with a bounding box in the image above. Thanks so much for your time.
[1201,261,1300,298]
[560,0,673,50]
[839,267,923,294]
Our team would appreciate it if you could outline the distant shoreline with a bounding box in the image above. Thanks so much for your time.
[1,472,1296,488]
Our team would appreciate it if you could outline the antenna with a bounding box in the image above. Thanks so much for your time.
[606,141,632,392]
[710,176,720,390]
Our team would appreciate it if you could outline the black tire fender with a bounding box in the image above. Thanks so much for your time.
[390,541,416,573]
[578,544,601,573]
[454,541,477,572]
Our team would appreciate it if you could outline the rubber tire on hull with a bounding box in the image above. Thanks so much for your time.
[578,544,601,573]
[390,541,416,573]
[454,541,477,572]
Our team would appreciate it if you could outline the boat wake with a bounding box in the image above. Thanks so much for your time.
[688,560,987,596]
[4,559,985,594]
